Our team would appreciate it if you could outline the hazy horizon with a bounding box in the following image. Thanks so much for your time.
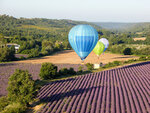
[0,0,150,22]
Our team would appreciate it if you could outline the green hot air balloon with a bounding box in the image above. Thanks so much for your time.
[93,41,105,56]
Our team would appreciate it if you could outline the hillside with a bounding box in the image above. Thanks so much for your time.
[93,22,135,30]
[0,15,103,57]
[0,15,101,41]
[0,15,150,59]
[93,22,150,33]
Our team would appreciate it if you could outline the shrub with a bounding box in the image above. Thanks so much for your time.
[124,59,136,64]
[59,67,76,76]
[139,56,147,61]
[109,44,126,54]
[102,62,113,68]
[136,47,150,55]
[100,62,103,67]
[86,63,93,71]
[1,103,26,113]
[41,50,49,56]
[59,68,68,75]
[123,48,132,55]
[78,66,83,73]
[28,49,39,58]
[39,63,57,80]
[0,96,9,112]
[113,61,121,66]
[68,67,76,75]
[7,69,36,105]
[19,56,26,60]
[124,60,129,64]
[147,56,150,60]
[102,61,122,68]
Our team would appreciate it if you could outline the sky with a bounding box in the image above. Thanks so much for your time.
[0,0,150,22]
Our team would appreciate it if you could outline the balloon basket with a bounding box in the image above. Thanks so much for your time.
[94,64,100,69]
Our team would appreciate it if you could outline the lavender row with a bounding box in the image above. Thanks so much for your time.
[37,62,150,113]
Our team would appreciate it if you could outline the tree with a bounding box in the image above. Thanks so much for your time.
[54,41,63,51]
[86,63,93,71]
[78,66,83,74]
[0,46,15,62]
[0,96,9,112]
[123,48,132,55]
[41,40,54,55]
[7,69,36,105]
[68,67,76,75]
[9,45,15,60]
[39,63,57,80]
[28,48,40,58]
[62,41,71,49]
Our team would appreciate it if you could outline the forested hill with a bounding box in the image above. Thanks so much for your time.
[0,15,103,58]
[93,22,150,33]
[93,22,134,30]
[0,15,101,41]
[1,15,150,60]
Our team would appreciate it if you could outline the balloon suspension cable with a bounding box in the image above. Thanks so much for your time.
[81,60,84,65]
[97,55,100,64]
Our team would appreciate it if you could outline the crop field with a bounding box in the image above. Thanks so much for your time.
[133,37,146,41]
[0,63,86,96]
[36,62,150,113]
[16,50,138,64]
[123,44,150,50]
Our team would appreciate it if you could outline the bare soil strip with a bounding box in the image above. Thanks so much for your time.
[15,50,138,64]
[133,37,146,41]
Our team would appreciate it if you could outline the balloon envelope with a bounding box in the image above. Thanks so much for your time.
[68,25,98,60]
[99,38,109,52]
[93,41,105,56]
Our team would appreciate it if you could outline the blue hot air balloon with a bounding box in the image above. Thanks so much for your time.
[68,24,98,60]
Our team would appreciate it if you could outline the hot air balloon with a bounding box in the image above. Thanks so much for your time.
[93,41,105,56]
[68,25,98,60]
[99,38,109,52]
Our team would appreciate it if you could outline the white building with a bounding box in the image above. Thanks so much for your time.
[6,43,20,52]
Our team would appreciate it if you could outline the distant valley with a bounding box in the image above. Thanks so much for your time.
[93,22,150,33]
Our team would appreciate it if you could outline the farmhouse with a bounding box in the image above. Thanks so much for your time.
[6,43,20,52]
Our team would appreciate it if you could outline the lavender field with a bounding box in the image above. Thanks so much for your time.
[36,62,150,113]
[0,63,86,96]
